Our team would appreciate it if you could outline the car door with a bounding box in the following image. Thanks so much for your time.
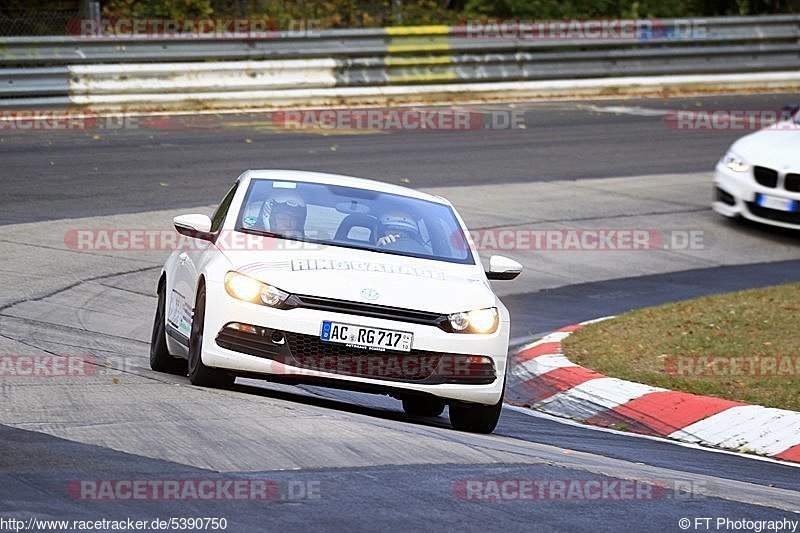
[169,182,239,344]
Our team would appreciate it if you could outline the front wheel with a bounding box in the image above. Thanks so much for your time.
[187,286,234,388]
[449,394,503,434]
[150,282,188,375]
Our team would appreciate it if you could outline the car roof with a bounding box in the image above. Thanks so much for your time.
[240,169,450,205]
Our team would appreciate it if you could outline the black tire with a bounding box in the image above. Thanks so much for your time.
[449,391,504,434]
[187,285,234,388]
[150,281,188,375]
[402,396,445,417]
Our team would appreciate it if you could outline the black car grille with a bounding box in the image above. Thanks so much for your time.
[284,294,446,327]
[284,332,495,384]
[753,167,778,188]
[216,324,495,384]
[785,174,800,193]
[745,202,800,225]
[753,166,779,188]
[751,167,800,195]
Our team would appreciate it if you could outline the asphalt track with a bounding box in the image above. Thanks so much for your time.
[1,93,800,532]
[1,92,796,224]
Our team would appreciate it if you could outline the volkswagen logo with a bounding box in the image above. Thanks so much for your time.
[360,288,380,300]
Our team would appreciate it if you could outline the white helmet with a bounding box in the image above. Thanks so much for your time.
[380,210,418,235]
[263,190,306,233]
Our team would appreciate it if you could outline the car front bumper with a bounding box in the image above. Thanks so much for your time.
[713,162,800,229]
[199,279,509,406]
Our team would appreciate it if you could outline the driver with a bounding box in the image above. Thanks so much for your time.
[377,210,423,249]
[261,191,307,238]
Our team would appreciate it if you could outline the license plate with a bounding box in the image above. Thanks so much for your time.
[320,321,412,352]
[756,193,797,212]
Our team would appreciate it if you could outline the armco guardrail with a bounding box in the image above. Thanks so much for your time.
[1,15,799,110]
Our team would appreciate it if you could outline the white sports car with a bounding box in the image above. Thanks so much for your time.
[150,170,522,433]
[712,106,800,229]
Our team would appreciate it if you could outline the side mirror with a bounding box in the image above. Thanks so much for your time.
[173,214,214,241]
[485,255,522,280]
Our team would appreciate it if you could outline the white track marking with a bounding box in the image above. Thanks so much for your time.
[669,405,800,455]
[536,377,667,419]
[512,353,577,380]
[504,404,800,469]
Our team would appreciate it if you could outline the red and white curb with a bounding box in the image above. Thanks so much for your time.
[506,320,800,464]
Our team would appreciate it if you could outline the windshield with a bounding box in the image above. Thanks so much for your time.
[235,178,474,265]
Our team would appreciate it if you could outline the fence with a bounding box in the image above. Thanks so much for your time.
[1,15,798,110]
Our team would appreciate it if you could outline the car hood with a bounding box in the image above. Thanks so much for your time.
[219,241,495,314]
[731,127,800,170]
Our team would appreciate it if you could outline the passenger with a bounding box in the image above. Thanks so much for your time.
[377,210,428,253]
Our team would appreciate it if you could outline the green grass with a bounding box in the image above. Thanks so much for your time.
[561,283,800,411]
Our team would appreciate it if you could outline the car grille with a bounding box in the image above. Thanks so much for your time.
[284,332,495,384]
[284,294,446,327]
[745,202,800,225]
[216,323,495,384]
[785,174,800,193]
[753,166,779,188]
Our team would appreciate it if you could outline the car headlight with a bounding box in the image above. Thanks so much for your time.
[446,307,499,334]
[224,271,289,307]
[722,151,750,173]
